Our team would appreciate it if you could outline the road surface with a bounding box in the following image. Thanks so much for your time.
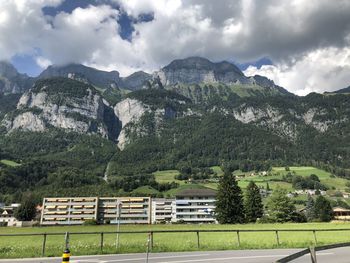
[0,248,343,263]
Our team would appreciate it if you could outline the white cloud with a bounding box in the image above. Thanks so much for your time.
[0,0,63,59]
[244,47,350,95]
[1,0,350,94]
[36,56,52,69]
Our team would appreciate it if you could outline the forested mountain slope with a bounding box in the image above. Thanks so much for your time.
[0,58,350,202]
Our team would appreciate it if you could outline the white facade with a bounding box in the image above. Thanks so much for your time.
[99,197,151,224]
[173,189,217,223]
[151,198,175,224]
[0,209,17,224]
[41,197,99,225]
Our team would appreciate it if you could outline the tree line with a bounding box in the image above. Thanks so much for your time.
[215,171,334,224]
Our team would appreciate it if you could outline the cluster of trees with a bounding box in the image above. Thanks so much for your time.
[215,171,263,224]
[215,171,333,224]
[282,173,328,190]
[14,194,37,221]
[175,167,214,181]
[112,174,178,192]
[305,195,333,222]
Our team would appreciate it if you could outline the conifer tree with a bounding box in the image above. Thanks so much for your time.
[244,181,264,222]
[215,171,245,224]
[266,187,296,222]
[314,195,333,222]
[305,194,316,221]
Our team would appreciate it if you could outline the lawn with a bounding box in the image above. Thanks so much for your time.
[0,159,21,167]
[2,223,350,258]
[153,166,349,194]
[153,170,183,185]
[272,166,349,190]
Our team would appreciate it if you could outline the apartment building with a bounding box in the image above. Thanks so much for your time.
[40,192,217,225]
[173,189,217,223]
[41,197,98,225]
[41,196,151,225]
[98,197,151,224]
[151,198,175,224]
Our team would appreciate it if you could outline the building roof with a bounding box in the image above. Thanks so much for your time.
[176,188,217,197]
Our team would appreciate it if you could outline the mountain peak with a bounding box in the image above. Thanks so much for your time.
[158,57,246,86]
[327,85,350,94]
[163,57,243,75]
[164,57,214,70]
[0,61,20,79]
[39,63,121,89]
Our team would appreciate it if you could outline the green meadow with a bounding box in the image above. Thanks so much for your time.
[152,166,349,197]
[1,223,350,258]
[0,159,21,167]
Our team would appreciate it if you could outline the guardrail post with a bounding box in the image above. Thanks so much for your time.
[65,232,70,250]
[275,231,280,246]
[100,232,104,252]
[146,232,151,263]
[309,246,317,263]
[236,230,241,247]
[150,231,154,250]
[41,233,47,256]
[313,230,317,245]
[196,231,200,249]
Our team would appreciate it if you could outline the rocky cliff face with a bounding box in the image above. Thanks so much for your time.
[156,57,248,86]
[0,61,34,94]
[231,100,348,140]
[114,98,149,149]
[39,64,122,90]
[121,71,152,91]
[2,78,120,140]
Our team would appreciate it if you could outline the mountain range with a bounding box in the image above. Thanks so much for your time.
[0,57,349,201]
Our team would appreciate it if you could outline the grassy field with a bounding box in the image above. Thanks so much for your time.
[153,170,183,185]
[2,223,350,258]
[154,166,349,195]
[0,159,21,167]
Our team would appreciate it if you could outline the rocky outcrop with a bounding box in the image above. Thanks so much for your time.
[2,78,120,140]
[121,71,151,91]
[156,57,248,86]
[114,98,149,149]
[233,105,298,139]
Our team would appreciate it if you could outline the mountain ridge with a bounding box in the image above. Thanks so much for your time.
[0,57,291,99]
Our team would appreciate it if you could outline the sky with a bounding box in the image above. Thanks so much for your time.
[1,0,350,95]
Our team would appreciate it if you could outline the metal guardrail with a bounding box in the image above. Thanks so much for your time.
[275,242,350,262]
[2,228,350,257]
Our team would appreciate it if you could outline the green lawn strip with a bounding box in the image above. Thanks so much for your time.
[165,184,209,197]
[2,223,350,258]
[0,159,21,167]
[153,170,184,185]
[132,185,159,195]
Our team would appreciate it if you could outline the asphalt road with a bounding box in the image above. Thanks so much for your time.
[0,248,344,263]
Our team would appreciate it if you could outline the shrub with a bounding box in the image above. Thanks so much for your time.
[83,219,98,225]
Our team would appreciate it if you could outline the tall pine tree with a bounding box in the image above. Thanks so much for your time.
[314,196,333,222]
[305,194,316,221]
[244,181,264,222]
[215,171,245,224]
